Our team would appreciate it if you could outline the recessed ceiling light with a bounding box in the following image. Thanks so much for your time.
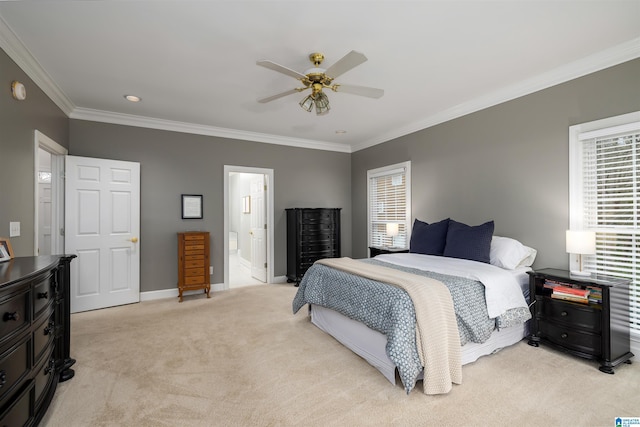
[124,94,141,102]
[335,130,347,134]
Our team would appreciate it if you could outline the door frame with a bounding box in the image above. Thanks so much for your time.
[33,131,67,256]
[223,165,274,289]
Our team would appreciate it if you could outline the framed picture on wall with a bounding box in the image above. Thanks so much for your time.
[181,194,203,219]
[0,237,14,263]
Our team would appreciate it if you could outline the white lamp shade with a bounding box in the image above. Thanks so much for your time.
[566,230,596,255]
[386,223,399,237]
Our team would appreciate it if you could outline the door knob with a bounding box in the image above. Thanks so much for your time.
[129,237,139,243]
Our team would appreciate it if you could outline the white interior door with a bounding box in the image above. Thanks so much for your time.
[65,155,140,313]
[249,175,267,282]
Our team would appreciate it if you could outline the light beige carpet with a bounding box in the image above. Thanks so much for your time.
[41,284,639,427]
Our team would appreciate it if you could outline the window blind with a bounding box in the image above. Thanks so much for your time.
[368,163,410,248]
[579,129,640,335]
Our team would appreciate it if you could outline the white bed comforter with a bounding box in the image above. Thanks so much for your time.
[375,253,528,318]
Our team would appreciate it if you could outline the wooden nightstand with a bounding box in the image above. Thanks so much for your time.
[527,268,634,373]
[369,246,409,258]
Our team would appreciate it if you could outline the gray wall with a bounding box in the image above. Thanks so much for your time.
[0,48,69,256]
[68,120,352,292]
[3,42,640,292]
[352,58,640,269]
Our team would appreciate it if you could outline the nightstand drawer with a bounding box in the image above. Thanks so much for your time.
[537,298,601,333]
[538,321,601,357]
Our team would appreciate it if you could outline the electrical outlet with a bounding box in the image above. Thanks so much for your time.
[209,266,213,275]
[9,222,20,237]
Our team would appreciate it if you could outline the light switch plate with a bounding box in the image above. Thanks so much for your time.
[9,222,20,237]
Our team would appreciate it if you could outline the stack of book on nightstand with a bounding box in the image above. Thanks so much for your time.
[543,280,590,304]
[586,286,603,305]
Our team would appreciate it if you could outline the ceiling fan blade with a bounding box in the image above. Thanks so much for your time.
[324,50,368,79]
[257,88,300,103]
[334,84,384,99]
[256,60,307,80]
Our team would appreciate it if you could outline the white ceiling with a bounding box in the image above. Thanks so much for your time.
[1,1,639,153]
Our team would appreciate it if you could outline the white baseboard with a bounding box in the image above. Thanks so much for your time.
[140,282,225,302]
[139,279,293,302]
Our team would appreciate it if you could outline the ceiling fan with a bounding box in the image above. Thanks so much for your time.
[256,50,384,115]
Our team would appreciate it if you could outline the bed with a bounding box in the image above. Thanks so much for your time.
[292,218,537,395]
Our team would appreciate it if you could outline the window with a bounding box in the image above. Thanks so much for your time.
[569,112,640,343]
[367,161,411,249]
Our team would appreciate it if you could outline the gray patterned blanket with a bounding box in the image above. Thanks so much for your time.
[292,258,530,393]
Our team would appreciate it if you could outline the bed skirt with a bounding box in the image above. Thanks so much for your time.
[310,304,528,386]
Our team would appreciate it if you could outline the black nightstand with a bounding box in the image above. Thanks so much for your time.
[369,246,409,258]
[527,268,634,374]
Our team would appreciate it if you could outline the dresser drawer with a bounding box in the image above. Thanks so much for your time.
[34,347,56,406]
[184,267,205,277]
[538,321,601,357]
[184,259,205,268]
[0,381,33,427]
[301,210,336,222]
[184,243,205,251]
[32,272,55,318]
[33,312,56,365]
[301,224,335,234]
[0,290,29,344]
[184,249,204,256]
[183,234,205,241]
[300,234,337,244]
[0,336,30,408]
[537,298,601,333]
[184,276,205,285]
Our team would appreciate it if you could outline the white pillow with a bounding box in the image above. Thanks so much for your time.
[490,236,537,270]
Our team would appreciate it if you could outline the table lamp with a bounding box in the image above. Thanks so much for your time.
[386,223,399,248]
[566,230,596,276]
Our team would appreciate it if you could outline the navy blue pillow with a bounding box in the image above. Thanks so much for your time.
[409,218,450,256]
[443,220,494,263]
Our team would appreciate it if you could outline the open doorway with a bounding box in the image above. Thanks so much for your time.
[34,131,67,256]
[223,166,274,289]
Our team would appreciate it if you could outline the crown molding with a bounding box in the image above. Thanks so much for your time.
[0,13,350,153]
[2,7,638,154]
[0,14,75,115]
[351,37,640,152]
[70,108,352,153]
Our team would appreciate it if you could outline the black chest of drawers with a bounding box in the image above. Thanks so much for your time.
[286,208,341,284]
[0,256,75,426]
[527,268,634,374]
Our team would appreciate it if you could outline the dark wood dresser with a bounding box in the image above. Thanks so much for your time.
[286,208,341,284]
[527,268,634,373]
[0,255,75,426]
[177,232,210,302]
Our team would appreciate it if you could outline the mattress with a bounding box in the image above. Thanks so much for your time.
[308,266,531,386]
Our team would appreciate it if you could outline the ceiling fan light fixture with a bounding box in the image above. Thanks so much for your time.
[314,91,330,115]
[258,50,382,114]
[299,94,314,112]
